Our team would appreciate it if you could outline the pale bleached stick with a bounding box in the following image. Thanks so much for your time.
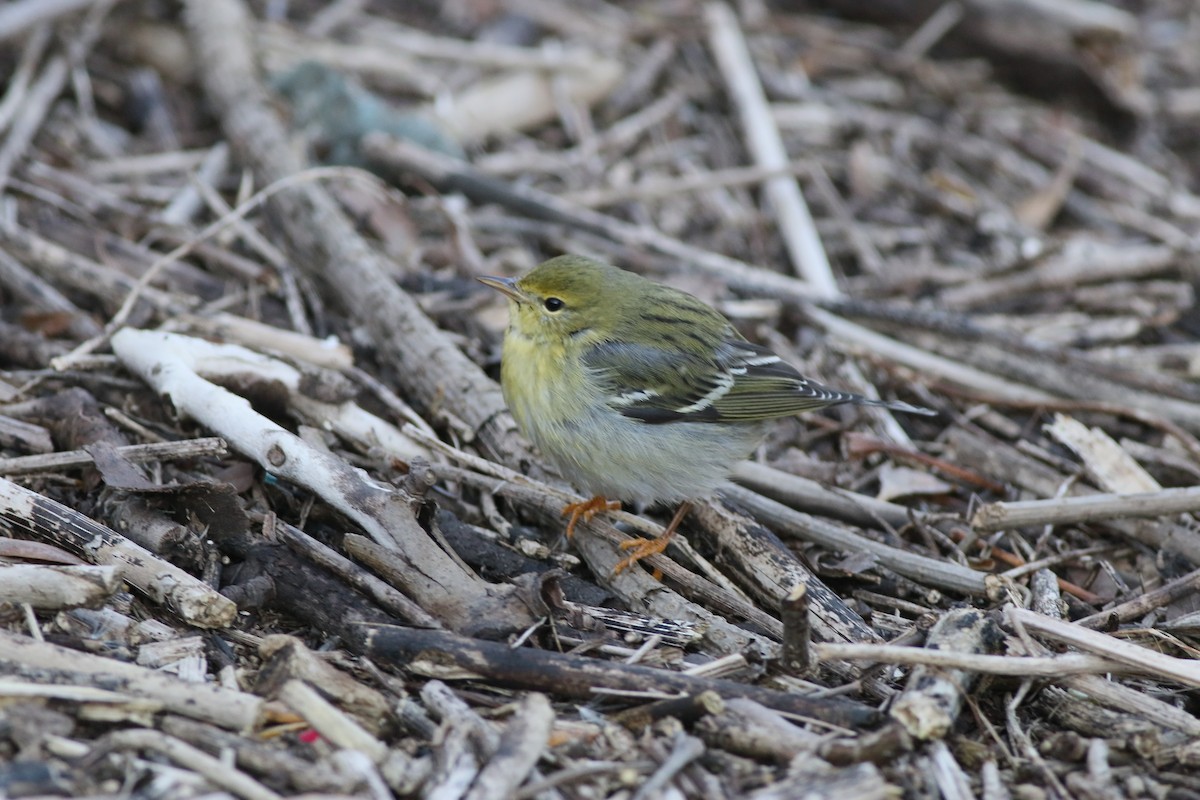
[112,330,428,464]
[92,729,282,800]
[0,55,67,192]
[1009,606,1200,689]
[811,307,1057,404]
[0,564,120,609]
[277,680,387,763]
[173,312,353,371]
[815,642,1119,677]
[705,2,837,298]
[111,328,491,633]
[973,485,1200,532]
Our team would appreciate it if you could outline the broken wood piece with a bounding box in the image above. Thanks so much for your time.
[111,327,513,635]
[1074,566,1200,630]
[0,476,236,628]
[256,634,392,733]
[0,564,120,609]
[461,693,554,800]
[780,584,812,676]
[276,679,388,763]
[0,630,267,730]
[689,499,879,654]
[889,608,1000,740]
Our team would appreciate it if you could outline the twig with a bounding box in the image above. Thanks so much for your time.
[1009,606,1200,688]
[816,642,1118,676]
[722,484,990,596]
[704,2,836,296]
[973,486,1200,532]
[1075,566,1200,630]
[86,729,282,800]
[0,436,227,475]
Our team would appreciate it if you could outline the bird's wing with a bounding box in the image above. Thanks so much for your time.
[583,335,866,424]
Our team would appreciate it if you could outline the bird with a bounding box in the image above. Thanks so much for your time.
[479,254,934,572]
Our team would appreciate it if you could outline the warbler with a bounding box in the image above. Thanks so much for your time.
[479,255,933,571]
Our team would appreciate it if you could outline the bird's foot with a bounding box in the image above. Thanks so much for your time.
[562,496,621,539]
[613,535,673,575]
[612,501,691,575]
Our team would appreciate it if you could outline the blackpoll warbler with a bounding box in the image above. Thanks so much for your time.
[480,255,933,572]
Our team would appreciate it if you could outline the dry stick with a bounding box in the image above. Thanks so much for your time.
[0,55,67,192]
[1009,606,1200,689]
[0,436,227,475]
[889,608,999,741]
[931,336,1200,434]
[722,484,990,596]
[972,486,1200,532]
[0,630,265,729]
[0,564,120,609]
[0,224,185,314]
[815,643,1119,677]
[273,519,441,628]
[111,329,477,632]
[0,476,236,629]
[688,499,881,658]
[1075,566,1200,630]
[462,694,555,800]
[160,141,230,225]
[946,426,1200,580]
[811,308,1056,405]
[183,0,535,471]
[704,1,836,297]
[52,165,367,369]
[1046,413,1200,564]
[360,624,878,729]
[277,680,388,763]
[631,733,705,800]
[732,461,913,530]
[0,238,103,340]
[1020,568,1200,736]
[779,584,812,676]
[88,729,282,800]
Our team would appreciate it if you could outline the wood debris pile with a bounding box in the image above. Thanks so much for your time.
[2,0,1200,797]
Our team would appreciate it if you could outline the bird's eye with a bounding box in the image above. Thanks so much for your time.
[543,297,565,312]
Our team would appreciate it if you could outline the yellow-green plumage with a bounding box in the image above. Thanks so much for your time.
[480,255,931,508]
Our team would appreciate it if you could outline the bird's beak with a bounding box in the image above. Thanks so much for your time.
[477,275,523,303]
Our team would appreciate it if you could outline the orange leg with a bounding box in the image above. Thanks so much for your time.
[613,501,692,575]
[562,495,622,539]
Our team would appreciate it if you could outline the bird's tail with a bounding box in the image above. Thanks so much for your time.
[856,396,937,416]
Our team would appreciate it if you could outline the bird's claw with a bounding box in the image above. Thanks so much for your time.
[562,496,621,539]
